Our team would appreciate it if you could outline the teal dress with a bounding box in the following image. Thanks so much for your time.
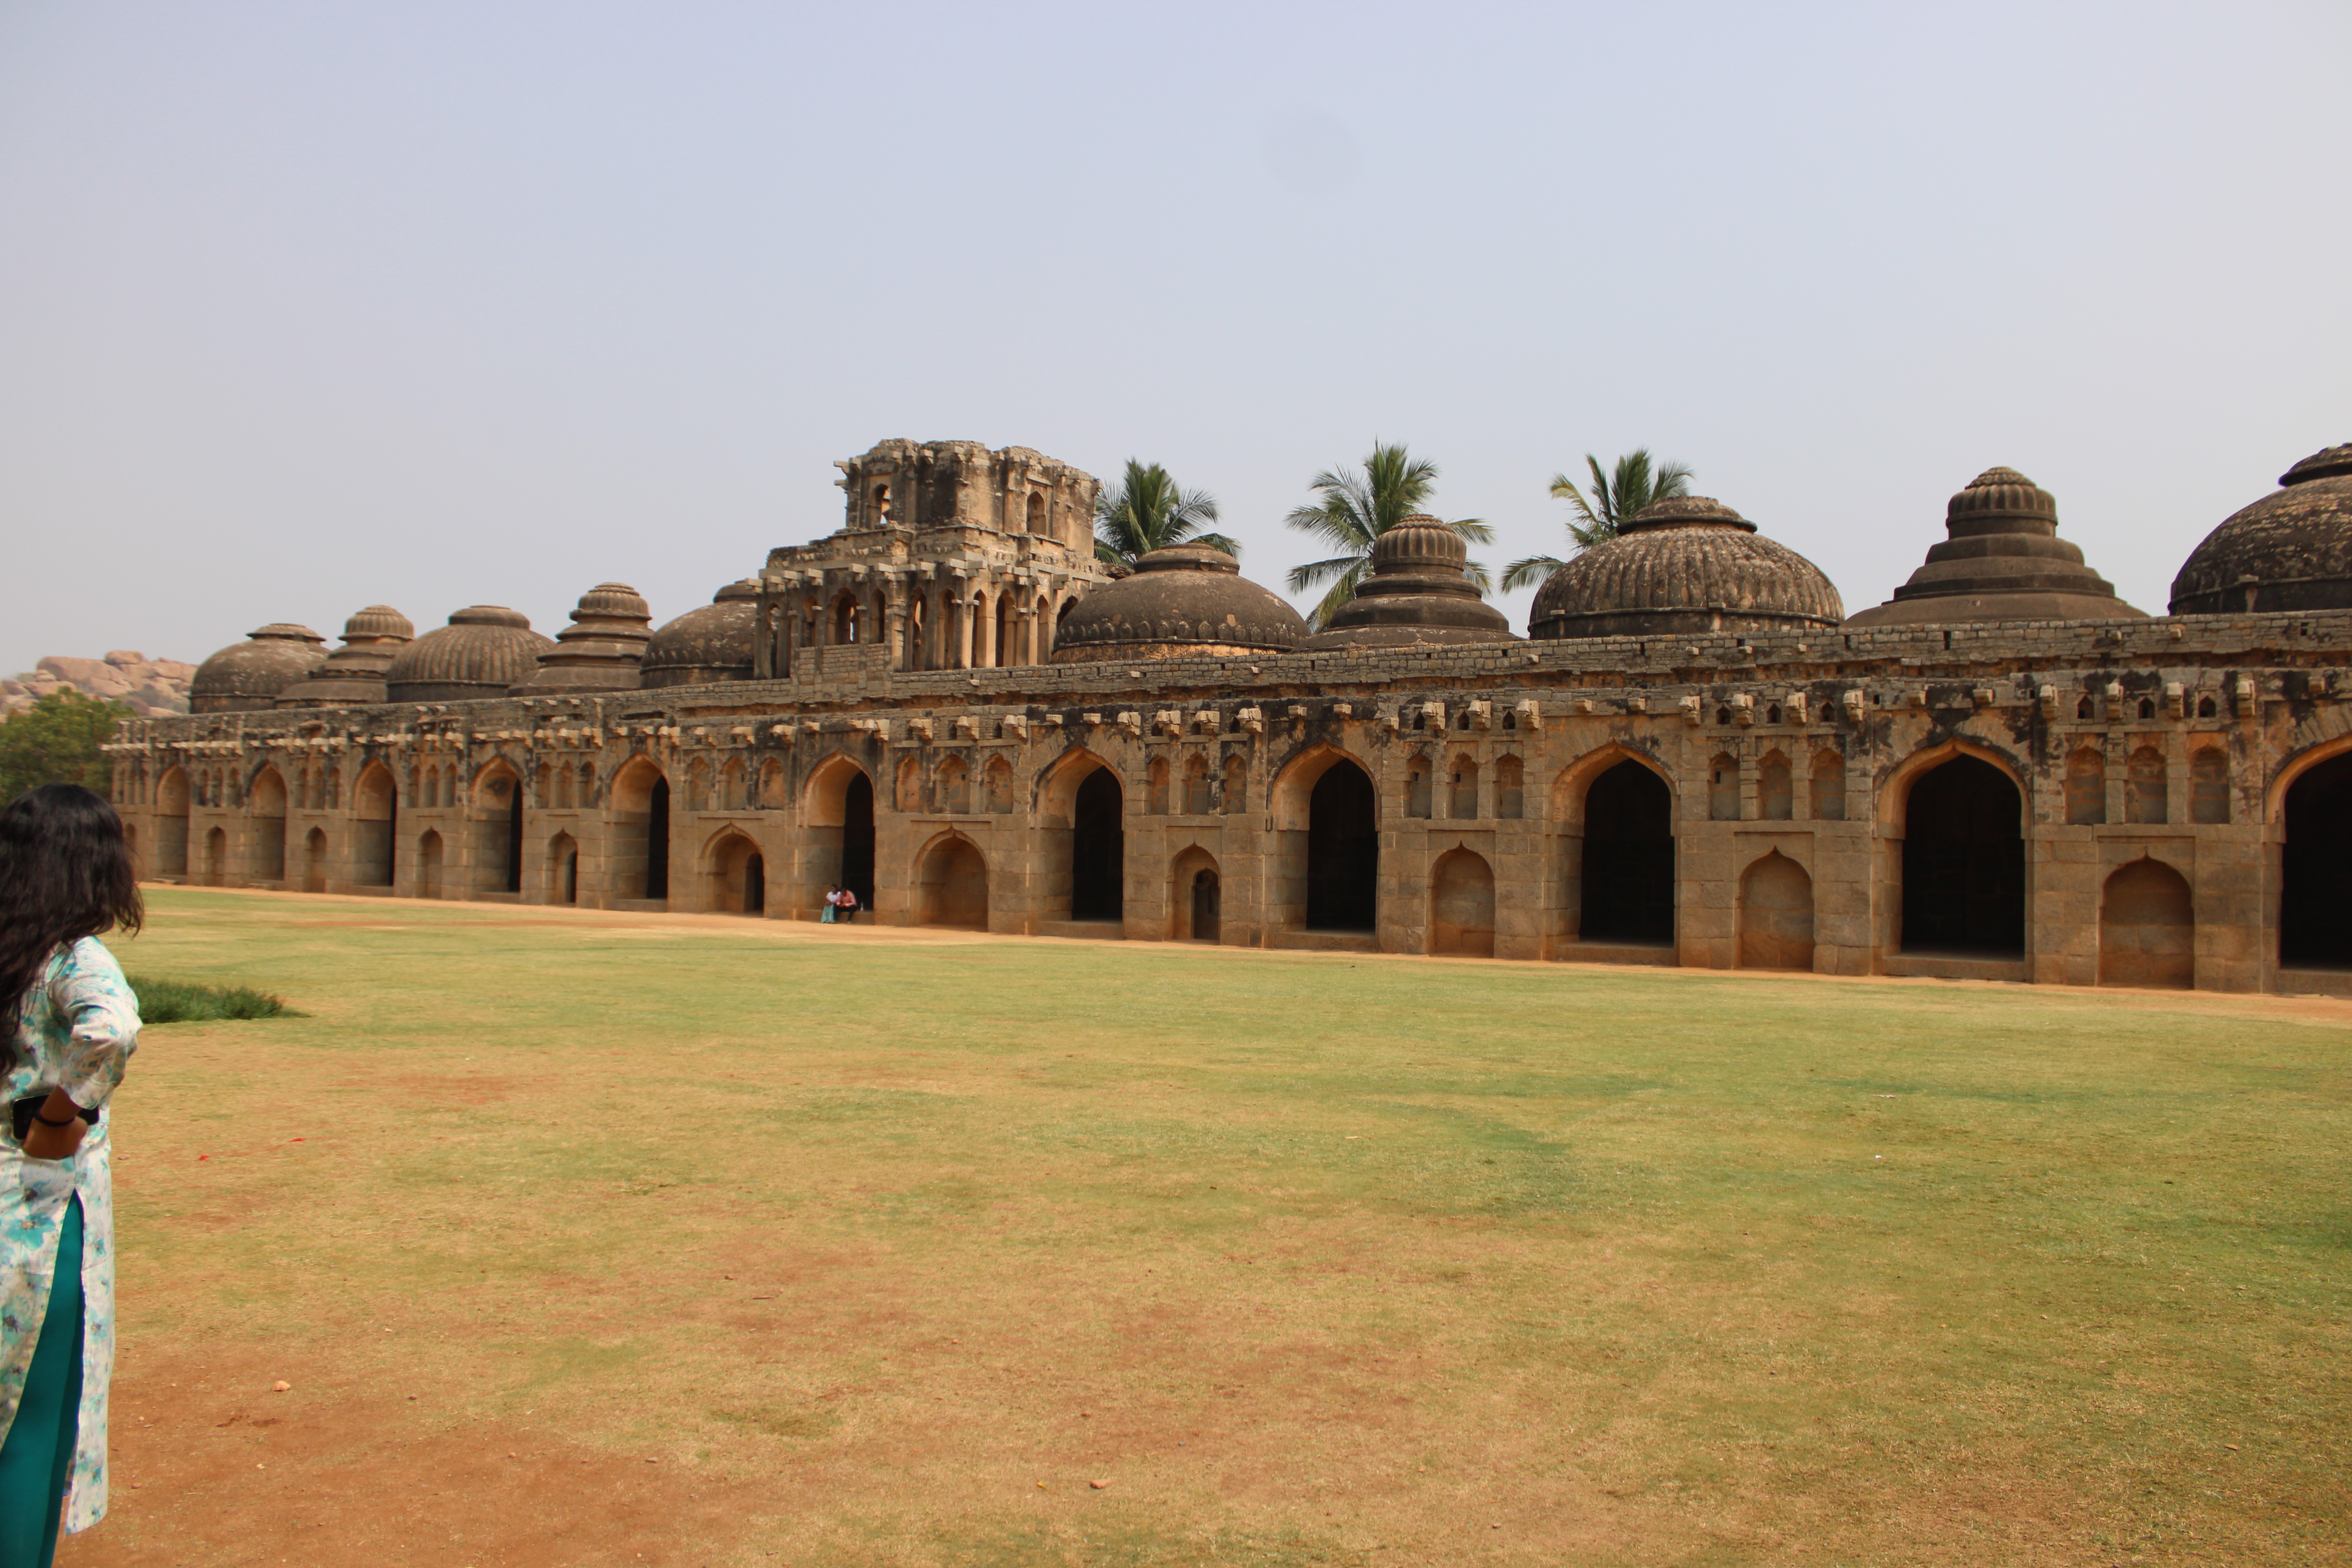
[0,938,141,1552]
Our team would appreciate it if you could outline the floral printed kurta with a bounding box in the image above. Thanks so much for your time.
[1,937,140,1534]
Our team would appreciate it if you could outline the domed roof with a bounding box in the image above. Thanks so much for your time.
[275,605,415,709]
[1051,545,1308,663]
[1846,467,2144,626]
[640,580,758,689]
[190,623,327,713]
[1528,497,1843,641]
[1301,516,1518,651]
[511,582,654,695]
[2170,444,2352,616]
[383,607,556,704]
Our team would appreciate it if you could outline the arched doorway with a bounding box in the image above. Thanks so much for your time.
[417,829,443,897]
[156,767,191,876]
[302,827,328,893]
[547,832,579,906]
[917,837,989,929]
[1738,851,1815,971]
[1072,767,1125,921]
[475,765,524,894]
[711,833,765,916]
[354,763,396,886]
[609,758,670,902]
[1171,846,1220,942]
[1429,848,1495,956]
[1305,759,1377,931]
[2280,751,2352,968]
[2100,856,2193,988]
[807,758,877,916]
[250,768,288,882]
[1581,760,1673,944]
[1900,755,2024,955]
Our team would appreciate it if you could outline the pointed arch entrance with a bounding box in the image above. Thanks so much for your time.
[806,756,876,915]
[1899,755,2024,955]
[1429,848,1495,956]
[2100,856,2193,988]
[916,835,989,929]
[1305,759,1377,931]
[1580,759,1674,944]
[2280,751,2352,968]
[610,757,670,902]
[1072,767,1124,920]
[1738,851,1815,971]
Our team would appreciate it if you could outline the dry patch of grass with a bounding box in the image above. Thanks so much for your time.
[61,888,2352,1568]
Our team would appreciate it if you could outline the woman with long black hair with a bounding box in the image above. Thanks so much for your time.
[0,784,143,1568]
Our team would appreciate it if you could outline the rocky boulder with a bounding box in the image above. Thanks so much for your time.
[2,651,195,718]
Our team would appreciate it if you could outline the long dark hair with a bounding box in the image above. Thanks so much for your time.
[0,784,143,1071]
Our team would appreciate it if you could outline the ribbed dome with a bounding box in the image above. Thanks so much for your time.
[383,607,556,704]
[1302,515,1517,651]
[512,581,654,695]
[1529,498,1843,641]
[275,605,415,709]
[1051,545,1307,662]
[640,581,759,689]
[190,624,327,713]
[1846,467,2143,626]
[2170,444,2352,616]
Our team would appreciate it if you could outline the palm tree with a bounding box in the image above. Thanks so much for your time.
[1094,460,1240,569]
[1283,442,1495,629]
[1501,449,1696,592]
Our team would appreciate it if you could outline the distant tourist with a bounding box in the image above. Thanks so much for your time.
[0,784,146,1566]
[820,885,841,923]
[837,886,861,924]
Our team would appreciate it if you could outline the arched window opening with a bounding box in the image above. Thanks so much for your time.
[833,593,860,646]
[1766,704,1782,726]
[1430,849,1496,956]
[354,764,396,886]
[1305,760,1378,932]
[2137,697,2155,720]
[984,757,1014,814]
[1502,710,1517,731]
[1404,755,1433,819]
[2196,694,2217,719]
[156,768,191,877]
[475,766,524,894]
[1715,706,1731,726]
[1411,711,1426,731]
[1223,754,1249,814]
[2077,695,2095,720]
[2281,752,2352,968]
[2066,748,2107,826]
[1025,492,1045,534]
[720,757,748,813]
[1072,768,1124,922]
[711,834,764,916]
[1709,753,1740,821]
[1449,757,1478,820]
[1900,756,2024,956]
[2190,749,2230,824]
[548,832,579,906]
[1758,751,1793,821]
[895,755,924,813]
[1739,851,1815,971]
[995,595,1013,667]
[1455,711,1472,731]
[2100,857,2193,988]
[1581,760,1673,944]
[1147,757,1170,816]
[1183,755,1212,816]
[302,827,328,894]
[938,755,971,815]
[1495,756,1524,820]
[917,837,989,929]
[873,483,891,524]
[2126,747,2168,825]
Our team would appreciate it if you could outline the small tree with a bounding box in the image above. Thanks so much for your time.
[1094,460,1240,568]
[1502,448,1695,591]
[1284,442,1494,629]
[0,690,127,802]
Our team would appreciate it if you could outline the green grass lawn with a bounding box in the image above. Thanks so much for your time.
[71,888,2351,1567]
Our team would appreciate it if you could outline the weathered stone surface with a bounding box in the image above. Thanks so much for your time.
[1530,497,1843,641]
[191,625,327,712]
[1849,467,2145,626]
[2171,444,2352,615]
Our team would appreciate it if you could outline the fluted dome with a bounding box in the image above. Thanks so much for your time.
[190,624,327,713]
[640,580,758,689]
[1529,497,1843,641]
[1846,467,2143,626]
[275,606,415,709]
[2170,445,2352,616]
[511,582,653,695]
[1301,516,1517,651]
[383,607,556,704]
[1051,545,1307,662]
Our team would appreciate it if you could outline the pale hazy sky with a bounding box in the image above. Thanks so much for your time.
[3,2,2347,677]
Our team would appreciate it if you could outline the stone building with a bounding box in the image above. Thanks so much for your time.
[105,439,2352,995]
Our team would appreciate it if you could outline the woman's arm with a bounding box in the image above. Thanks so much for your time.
[22,1087,87,1160]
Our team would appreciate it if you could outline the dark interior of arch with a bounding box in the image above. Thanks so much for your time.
[646,777,671,901]
[503,786,523,893]
[1901,756,2024,955]
[841,772,875,912]
[1071,767,1124,920]
[1581,760,1674,943]
[2281,752,2352,967]
[1306,761,1377,931]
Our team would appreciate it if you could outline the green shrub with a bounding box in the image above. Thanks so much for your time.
[128,976,301,1025]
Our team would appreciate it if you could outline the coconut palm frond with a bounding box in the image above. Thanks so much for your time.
[1095,459,1225,567]
[1502,554,1568,592]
